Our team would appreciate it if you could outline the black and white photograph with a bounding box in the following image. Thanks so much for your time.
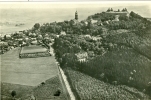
[0,1,151,100]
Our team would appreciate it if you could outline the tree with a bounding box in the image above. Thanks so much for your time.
[125,8,127,11]
[34,23,40,30]
[122,8,125,12]
[11,90,16,99]
[107,8,111,12]
[54,88,61,96]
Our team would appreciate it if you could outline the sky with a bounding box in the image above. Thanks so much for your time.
[0,1,151,17]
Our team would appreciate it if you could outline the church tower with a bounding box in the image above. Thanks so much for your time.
[75,11,78,20]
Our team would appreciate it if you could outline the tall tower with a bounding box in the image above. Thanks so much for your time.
[75,11,78,20]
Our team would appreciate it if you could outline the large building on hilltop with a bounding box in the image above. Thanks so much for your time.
[104,8,129,17]
[103,8,129,21]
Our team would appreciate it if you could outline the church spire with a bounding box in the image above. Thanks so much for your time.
[75,11,78,20]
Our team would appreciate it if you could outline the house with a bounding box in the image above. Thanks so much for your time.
[91,36,102,41]
[4,34,11,40]
[0,42,8,46]
[18,38,23,41]
[31,38,37,41]
[0,35,5,41]
[60,31,66,35]
[56,35,59,38]
[112,15,120,21]
[105,21,109,25]
[84,35,91,38]
[29,33,36,38]
[29,32,33,36]
[22,41,27,46]
[91,19,98,24]
[24,37,29,41]
[81,20,88,26]
[75,52,88,62]
[31,40,38,45]
[97,20,103,26]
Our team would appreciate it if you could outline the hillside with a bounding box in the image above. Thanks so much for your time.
[64,68,150,100]
[1,75,68,100]
[52,10,151,98]
[1,8,151,99]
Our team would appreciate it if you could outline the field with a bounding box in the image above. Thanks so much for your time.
[1,47,58,86]
[1,75,68,100]
[33,75,67,100]
[64,68,150,100]
[1,46,69,100]
[1,82,34,100]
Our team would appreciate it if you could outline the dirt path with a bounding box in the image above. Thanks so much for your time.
[58,66,76,100]
[50,44,75,100]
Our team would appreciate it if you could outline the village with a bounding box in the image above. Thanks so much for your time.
[1,7,151,100]
[0,8,129,56]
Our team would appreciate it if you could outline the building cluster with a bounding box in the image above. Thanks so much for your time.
[0,30,55,54]
[1,8,129,55]
[70,8,129,27]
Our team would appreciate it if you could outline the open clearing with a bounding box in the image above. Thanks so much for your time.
[1,47,58,86]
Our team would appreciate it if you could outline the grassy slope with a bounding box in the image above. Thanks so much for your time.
[33,75,67,100]
[1,75,67,100]
[1,82,34,100]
